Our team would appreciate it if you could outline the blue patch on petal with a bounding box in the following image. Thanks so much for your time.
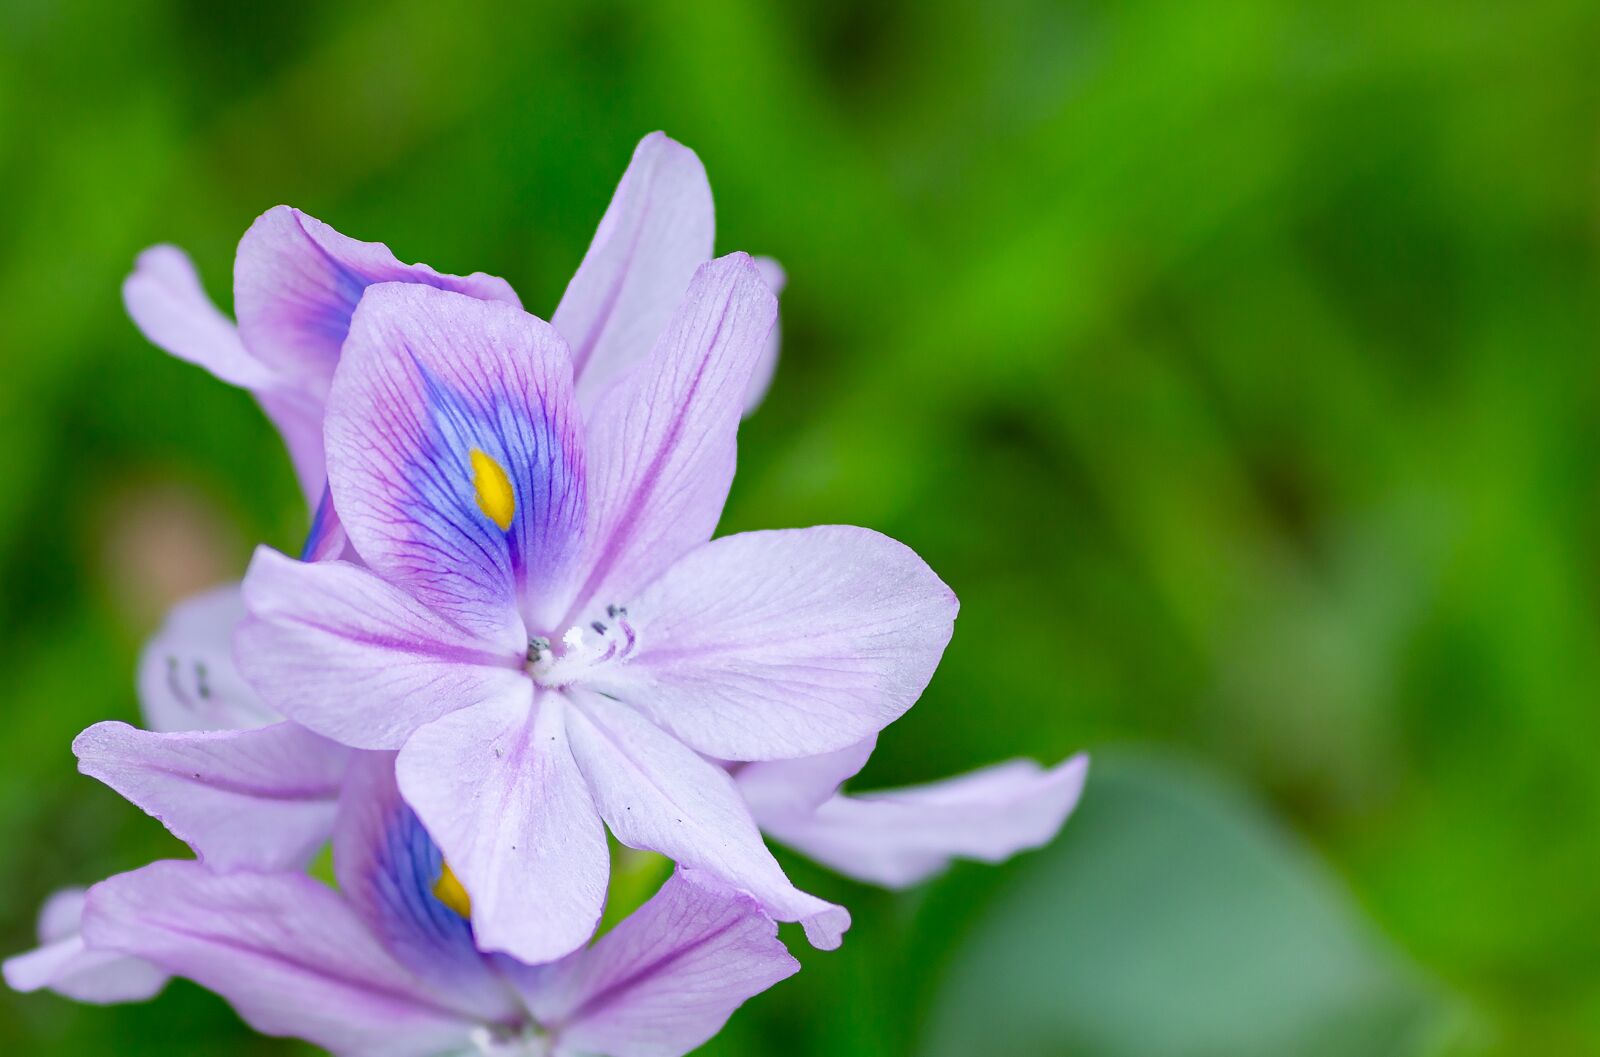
[334,754,509,1014]
[305,262,367,345]
[367,798,481,967]
[402,359,583,611]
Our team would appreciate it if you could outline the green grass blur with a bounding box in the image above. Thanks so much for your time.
[2,1,1598,1054]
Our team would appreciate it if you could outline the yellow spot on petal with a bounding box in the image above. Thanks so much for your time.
[433,861,473,918]
[470,448,515,531]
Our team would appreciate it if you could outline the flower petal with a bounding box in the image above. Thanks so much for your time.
[259,384,331,506]
[561,254,777,620]
[123,244,274,390]
[84,863,475,1057]
[234,205,520,398]
[237,547,524,750]
[557,132,715,410]
[333,752,509,1021]
[73,721,350,870]
[3,888,167,1004]
[396,692,608,965]
[734,736,877,820]
[327,282,586,637]
[526,871,797,1057]
[565,693,848,949]
[743,256,786,415]
[760,755,1090,888]
[136,582,279,735]
[586,526,958,760]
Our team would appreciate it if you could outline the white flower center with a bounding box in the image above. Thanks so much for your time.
[526,605,639,688]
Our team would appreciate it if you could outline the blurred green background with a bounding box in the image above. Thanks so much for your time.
[3,0,1598,1054]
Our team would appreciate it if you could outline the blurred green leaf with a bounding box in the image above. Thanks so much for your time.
[922,753,1462,1057]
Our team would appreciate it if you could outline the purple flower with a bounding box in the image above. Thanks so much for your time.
[87,129,1088,979]
[91,132,765,886]
[80,754,797,1057]
[234,260,959,963]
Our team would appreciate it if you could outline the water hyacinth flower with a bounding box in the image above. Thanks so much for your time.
[81,754,796,1057]
[0,123,1107,1057]
[235,259,960,963]
[72,131,775,920]
[28,130,1094,1039]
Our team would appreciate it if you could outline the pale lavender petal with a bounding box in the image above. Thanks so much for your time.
[583,526,958,760]
[234,205,520,397]
[762,755,1090,888]
[557,132,715,410]
[73,721,350,870]
[333,752,511,1022]
[743,256,786,415]
[734,736,876,820]
[123,245,274,390]
[84,863,476,1057]
[237,547,525,750]
[525,871,797,1057]
[258,384,331,506]
[3,888,167,1003]
[122,243,326,504]
[565,692,848,949]
[39,887,92,942]
[136,582,278,735]
[326,282,586,637]
[396,692,608,965]
[560,254,777,621]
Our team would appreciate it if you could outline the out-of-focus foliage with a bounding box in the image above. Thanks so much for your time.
[1,1,1597,1054]
[925,755,1455,1057]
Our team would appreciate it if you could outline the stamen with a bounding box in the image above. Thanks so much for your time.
[526,614,642,688]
